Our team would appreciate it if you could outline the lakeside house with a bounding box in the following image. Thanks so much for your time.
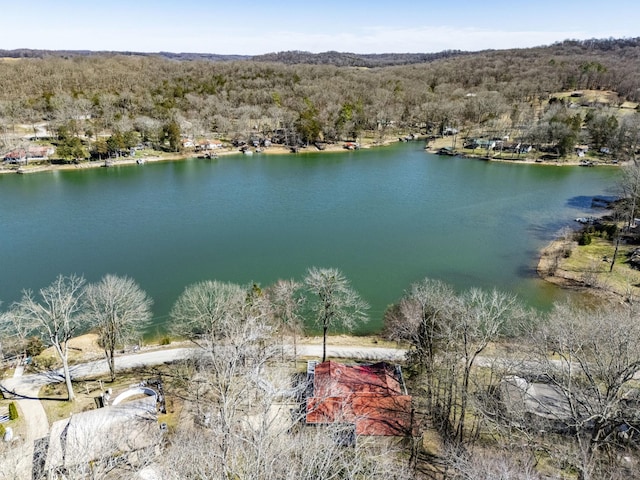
[306,361,412,436]
[196,139,223,151]
[41,384,164,478]
[500,375,582,434]
[3,146,54,164]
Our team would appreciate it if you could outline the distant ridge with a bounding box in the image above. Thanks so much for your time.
[0,49,249,62]
[250,50,469,67]
[1,37,639,67]
[0,48,466,66]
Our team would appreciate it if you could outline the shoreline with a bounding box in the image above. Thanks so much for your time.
[2,135,622,175]
[423,136,620,167]
[536,236,640,304]
[0,137,400,176]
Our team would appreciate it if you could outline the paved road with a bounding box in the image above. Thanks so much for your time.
[0,343,406,479]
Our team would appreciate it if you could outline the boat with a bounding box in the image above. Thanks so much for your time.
[436,147,456,156]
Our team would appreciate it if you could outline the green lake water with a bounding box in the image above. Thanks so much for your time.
[0,142,619,334]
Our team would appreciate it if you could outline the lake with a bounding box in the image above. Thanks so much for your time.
[0,142,619,335]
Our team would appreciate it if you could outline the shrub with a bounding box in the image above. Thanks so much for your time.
[25,336,45,357]
[603,223,618,240]
[33,355,56,370]
[0,423,5,438]
[578,232,592,246]
[159,336,171,346]
[8,402,18,420]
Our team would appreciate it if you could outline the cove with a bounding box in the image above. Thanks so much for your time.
[0,142,619,334]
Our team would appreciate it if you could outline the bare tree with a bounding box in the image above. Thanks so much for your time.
[160,411,411,480]
[0,307,36,360]
[386,278,528,444]
[447,445,542,480]
[304,267,369,362]
[169,280,247,350]
[84,274,153,381]
[265,278,305,364]
[618,159,640,230]
[532,301,640,479]
[11,274,86,401]
[452,288,528,443]
[169,279,281,476]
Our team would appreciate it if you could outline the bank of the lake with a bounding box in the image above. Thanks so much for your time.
[0,136,401,176]
[537,234,640,303]
[0,142,620,334]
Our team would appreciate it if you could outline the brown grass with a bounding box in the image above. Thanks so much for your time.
[37,333,103,367]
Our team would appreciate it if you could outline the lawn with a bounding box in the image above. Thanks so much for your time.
[556,236,640,300]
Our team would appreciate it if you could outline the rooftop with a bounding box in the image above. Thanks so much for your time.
[306,361,412,436]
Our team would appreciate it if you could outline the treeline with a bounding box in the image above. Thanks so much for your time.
[0,48,249,62]
[1,37,640,162]
[250,49,469,67]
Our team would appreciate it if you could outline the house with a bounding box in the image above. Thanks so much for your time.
[181,138,195,149]
[43,390,163,476]
[196,140,223,151]
[306,361,412,436]
[465,139,496,150]
[3,146,55,164]
[575,145,589,157]
[3,149,27,164]
[499,375,575,433]
[27,146,54,159]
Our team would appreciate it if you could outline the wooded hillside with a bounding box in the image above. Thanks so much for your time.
[1,37,639,161]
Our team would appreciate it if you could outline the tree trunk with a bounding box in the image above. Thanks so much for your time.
[54,341,75,401]
[62,358,75,401]
[610,235,620,273]
[107,347,115,382]
[322,325,328,363]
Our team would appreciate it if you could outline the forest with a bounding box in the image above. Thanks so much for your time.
[1,37,639,162]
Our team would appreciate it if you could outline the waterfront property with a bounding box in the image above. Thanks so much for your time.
[306,361,412,436]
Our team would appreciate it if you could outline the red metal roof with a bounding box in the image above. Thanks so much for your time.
[306,361,412,436]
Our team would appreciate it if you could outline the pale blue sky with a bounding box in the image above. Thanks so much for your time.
[2,0,637,54]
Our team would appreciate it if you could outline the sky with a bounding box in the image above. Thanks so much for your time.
[1,0,638,55]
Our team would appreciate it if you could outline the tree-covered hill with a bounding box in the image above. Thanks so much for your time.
[1,37,639,161]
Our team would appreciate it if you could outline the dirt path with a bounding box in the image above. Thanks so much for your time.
[0,369,51,479]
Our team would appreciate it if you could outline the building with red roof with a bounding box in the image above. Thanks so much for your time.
[306,361,413,436]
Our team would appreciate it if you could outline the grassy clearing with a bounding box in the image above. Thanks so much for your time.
[550,236,640,301]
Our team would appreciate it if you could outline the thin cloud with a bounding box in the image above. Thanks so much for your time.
[2,23,634,55]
